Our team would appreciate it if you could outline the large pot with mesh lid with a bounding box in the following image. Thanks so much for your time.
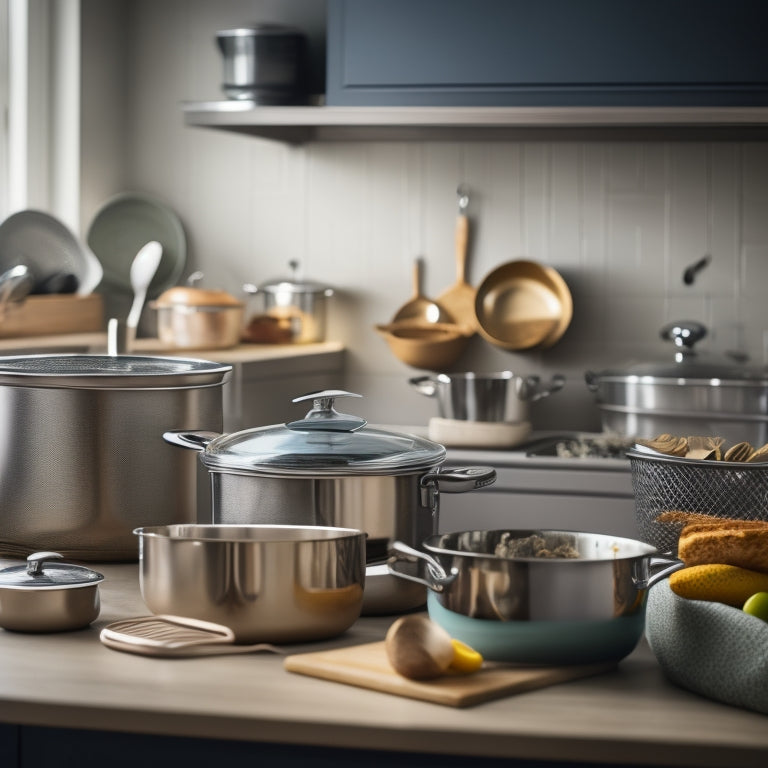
[0,354,231,561]
[163,390,496,614]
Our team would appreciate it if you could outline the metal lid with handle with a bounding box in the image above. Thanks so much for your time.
[0,552,104,589]
[164,389,448,475]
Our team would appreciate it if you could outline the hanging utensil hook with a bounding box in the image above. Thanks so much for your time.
[456,184,470,213]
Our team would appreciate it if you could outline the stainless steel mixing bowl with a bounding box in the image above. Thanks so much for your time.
[135,524,366,644]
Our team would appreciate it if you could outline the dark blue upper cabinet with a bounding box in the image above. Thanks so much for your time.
[326,0,768,106]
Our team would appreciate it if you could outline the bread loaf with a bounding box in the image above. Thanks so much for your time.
[656,510,768,528]
[678,524,768,573]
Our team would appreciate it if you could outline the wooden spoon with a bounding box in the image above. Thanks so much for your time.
[437,186,477,333]
[393,258,453,325]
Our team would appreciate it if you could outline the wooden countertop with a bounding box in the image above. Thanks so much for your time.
[0,562,766,766]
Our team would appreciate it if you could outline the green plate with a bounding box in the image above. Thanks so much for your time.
[87,192,186,298]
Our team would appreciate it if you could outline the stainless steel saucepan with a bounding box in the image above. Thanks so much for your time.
[389,529,681,664]
[409,370,565,422]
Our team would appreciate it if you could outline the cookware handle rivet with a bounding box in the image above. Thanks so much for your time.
[26,551,64,576]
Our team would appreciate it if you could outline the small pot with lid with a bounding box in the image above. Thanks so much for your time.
[242,261,334,344]
[586,320,768,444]
[163,389,496,614]
[152,273,244,350]
[0,552,104,632]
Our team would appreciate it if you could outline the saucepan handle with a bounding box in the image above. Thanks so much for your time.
[522,373,566,402]
[408,375,438,398]
[422,466,497,493]
[163,430,221,452]
[633,555,685,590]
[387,541,458,594]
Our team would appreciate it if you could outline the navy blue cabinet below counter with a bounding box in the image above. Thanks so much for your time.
[327,0,768,107]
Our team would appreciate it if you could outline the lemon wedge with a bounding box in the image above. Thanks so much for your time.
[448,638,483,673]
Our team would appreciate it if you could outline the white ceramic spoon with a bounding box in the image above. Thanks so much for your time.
[125,240,163,350]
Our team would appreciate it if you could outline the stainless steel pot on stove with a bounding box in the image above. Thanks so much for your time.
[409,370,565,422]
[0,354,231,561]
[586,321,768,444]
[163,389,496,615]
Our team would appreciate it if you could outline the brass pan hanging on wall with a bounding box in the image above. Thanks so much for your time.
[473,260,572,351]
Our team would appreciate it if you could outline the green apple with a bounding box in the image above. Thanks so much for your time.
[743,591,768,621]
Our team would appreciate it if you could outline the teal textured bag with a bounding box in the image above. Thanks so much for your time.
[646,580,768,715]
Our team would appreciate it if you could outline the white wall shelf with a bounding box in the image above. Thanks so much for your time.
[182,103,768,144]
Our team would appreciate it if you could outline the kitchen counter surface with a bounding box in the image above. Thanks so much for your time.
[0,561,766,767]
[0,333,344,363]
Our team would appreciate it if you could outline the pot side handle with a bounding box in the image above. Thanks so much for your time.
[634,555,685,590]
[422,466,496,493]
[387,541,457,594]
[163,430,220,452]
[408,375,438,398]
[584,370,599,392]
[523,373,566,402]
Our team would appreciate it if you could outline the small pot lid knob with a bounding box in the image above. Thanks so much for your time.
[26,551,63,576]
[287,390,367,433]
[660,320,707,351]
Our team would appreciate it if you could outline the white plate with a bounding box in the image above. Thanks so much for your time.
[0,210,103,295]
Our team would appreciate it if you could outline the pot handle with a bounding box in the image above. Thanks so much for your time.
[521,373,566,402]
[163,430,221,452]
[634,555,685,590]
[408,375,438,398]
[421,466,496,494]
[387,541,458,594]
[584,371,599,392]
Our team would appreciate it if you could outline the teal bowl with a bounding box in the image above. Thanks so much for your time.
[427,591,647,665]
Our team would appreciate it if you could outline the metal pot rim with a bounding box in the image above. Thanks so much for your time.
[422,529,657,563]
[134,523,366,543]
[0,354,232,389]
[589,372,768,386]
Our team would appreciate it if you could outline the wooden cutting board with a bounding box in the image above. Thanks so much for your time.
[284,641,614,708]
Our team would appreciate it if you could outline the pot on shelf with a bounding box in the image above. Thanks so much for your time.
[163,389,496,615]
[585,321,768,444]
[242,261,334,344]
[0,354,231,561]
[151,279,244,350]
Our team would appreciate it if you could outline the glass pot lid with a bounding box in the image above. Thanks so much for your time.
[0,552,104,589]
[198,390,446,475]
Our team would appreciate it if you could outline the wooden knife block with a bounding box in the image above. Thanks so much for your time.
[0,294,104,338]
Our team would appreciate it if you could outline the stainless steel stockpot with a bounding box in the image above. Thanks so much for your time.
[585,321,768,444]
[0,354,231,561]
[134,524,366,643]
[163,390,496,614]
[0,552,103,632]
[409,371,565,422]
[389,530,681,664]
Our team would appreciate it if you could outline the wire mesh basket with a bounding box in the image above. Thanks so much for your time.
[627,449,768,553]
